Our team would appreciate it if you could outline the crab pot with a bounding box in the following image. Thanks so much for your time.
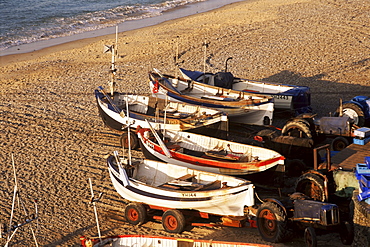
[293,200,340,226]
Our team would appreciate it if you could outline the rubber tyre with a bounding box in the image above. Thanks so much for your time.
[331,136,350,151]
[285,159,306,177]
[295,173,327,202]
[256,201,291,243]
[335,102,365,127]
[304,227,317,247]
[124,202,147,225]
[281,120,313,139]
[162,209,186,233]
[120,131,139,150]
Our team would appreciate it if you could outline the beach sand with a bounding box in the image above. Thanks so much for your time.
[1,0,370,246]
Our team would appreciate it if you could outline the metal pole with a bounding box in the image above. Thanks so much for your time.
[89,178,101,241]
[125,96,132,166]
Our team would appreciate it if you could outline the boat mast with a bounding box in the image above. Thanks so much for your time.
[203,40,208,76]
[104,26,119,96]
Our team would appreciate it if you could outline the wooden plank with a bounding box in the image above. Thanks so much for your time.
[332,141,370,170]
[177,174,195,181]
[193,180,221,191]
[160,184,180,190]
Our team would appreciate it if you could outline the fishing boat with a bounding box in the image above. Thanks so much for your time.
[179,68,311,115]
[136,126,285,176]
[148,71,274,126]
[95,86,227,148]
[107,153,254,218]
[80,235,272,247]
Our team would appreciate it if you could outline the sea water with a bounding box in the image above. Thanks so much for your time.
[0,0,243,54]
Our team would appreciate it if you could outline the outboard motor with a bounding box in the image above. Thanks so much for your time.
[214,72,234,89]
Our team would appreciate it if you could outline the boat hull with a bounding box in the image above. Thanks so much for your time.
[95,88,226,132]
[80,235,273,247]
[149,73,274,126]
[137,128,285,176]
[107,157,254,216]
[180,68,311,114]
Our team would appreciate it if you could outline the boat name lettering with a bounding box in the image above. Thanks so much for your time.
[272,95,289,100]
[182,193,196,197]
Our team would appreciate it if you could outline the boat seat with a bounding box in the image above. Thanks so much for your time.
[166,143,182,151]
[158,174,198,190]
[204,150,241,161]
[193,180,221,191]
[177,174,196,181]
[160,184,181,190]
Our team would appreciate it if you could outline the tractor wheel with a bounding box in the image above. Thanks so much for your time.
[335,102,365,127]
[295,173,327,202]
[256,201,291,243]
[281,120,313,139]
[331,136,350,151]
[120,131,139,150]
[304,227,317,247]
[162,209,186,233]
[124,202,147,225]
[285,159,307,177]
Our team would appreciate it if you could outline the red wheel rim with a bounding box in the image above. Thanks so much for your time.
[128,208,139,221]
[164,215,178,230]
[260,208,277,236]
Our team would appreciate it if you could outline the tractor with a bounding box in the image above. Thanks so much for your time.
[334,96,370,127]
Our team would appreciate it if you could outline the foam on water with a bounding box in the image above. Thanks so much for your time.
[0,0,207,51]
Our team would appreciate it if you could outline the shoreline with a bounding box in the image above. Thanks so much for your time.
[0,0,245,63]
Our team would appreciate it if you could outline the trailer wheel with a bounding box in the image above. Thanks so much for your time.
[125,202,147,225]
[162,209,186,233]
[120,131,139,150]
[304,227,317,247]
[340,221,354,245]
[335,102,365,127]
[281,120,312,139]
[331,136,350,151]
[256,201,290,243]
[295,173,326,202]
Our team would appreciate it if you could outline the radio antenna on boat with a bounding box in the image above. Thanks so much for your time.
[104,26,119,96]
[163,95,168,141]
[175,35,179,77]
[202,40,209,76]
[125,95,132,166]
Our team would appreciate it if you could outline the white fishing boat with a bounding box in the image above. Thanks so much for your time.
[137,127,285,176]
[179,68,312,115]
[95,86,227,149]
[80,234,272,247]
[107,154,254,218]
[148,71,274,126]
